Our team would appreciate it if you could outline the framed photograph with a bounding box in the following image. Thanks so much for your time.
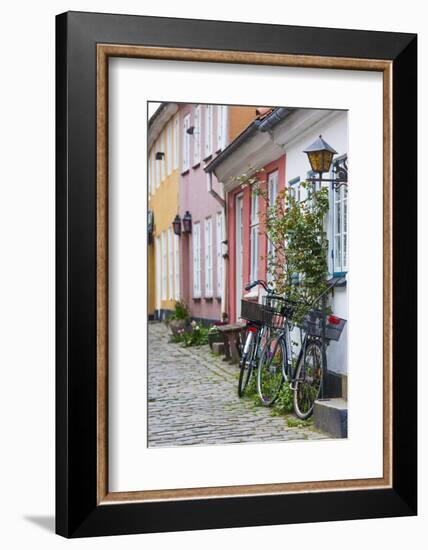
[56,11,417,538]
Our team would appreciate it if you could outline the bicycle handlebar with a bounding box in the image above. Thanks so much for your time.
[244,276,346,308]
[244,279,270,292]
[310,276,346,307]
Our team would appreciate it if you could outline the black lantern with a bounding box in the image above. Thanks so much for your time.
[303,135,348,190]
[155,151,165,160]
[172,214,182,236]
[182,211,192,234]
[304,135,337,174]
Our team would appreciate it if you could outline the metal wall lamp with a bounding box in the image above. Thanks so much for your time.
[172,214,182,236]
[304,135,348,190]
[182,211,192,233]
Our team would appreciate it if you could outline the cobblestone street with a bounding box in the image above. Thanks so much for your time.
[148,322,328,447]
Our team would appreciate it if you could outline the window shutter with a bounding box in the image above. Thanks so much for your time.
[205,105,212,158]
[193,105,201,165]
[173,115,179,169]
[216,212,223,297]
[216,106,223,151]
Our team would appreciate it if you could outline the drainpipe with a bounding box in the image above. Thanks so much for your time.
[206,172,228,321]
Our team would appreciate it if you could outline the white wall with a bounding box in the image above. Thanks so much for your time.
[0,1,425,549]
[281,111,348,375]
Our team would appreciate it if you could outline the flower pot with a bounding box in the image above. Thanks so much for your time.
[208,331,223,351]
[168,319,187,336]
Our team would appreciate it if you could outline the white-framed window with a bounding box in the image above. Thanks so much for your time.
[267,171,279,280]
[174,233,180,300]
[204,217,213,297]
[173,115,179,170]
[216,105,227,151]
[193,105,201,166]
[216,212,223,297]
[167,122,172,175]
[288,176,301,202]
[161,231,167,300]
[160,133,165,182]
[168,228,173,299]
[182,113,191,172]
[204,105,213,158]
[192,222,201,298]
[333,175,348,274]
[155,141,160,188]
[148,150,153,196]
[250,192,259,283]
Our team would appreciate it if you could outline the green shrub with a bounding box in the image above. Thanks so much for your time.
[169,301,190,321]
[171,320,209,347]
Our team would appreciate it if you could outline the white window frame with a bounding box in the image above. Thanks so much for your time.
[204,105,213,159]
[250,192,259,283]
[288,176,301,202]
[173,115,179,170]
[148,150,153,196]
[193,105,201,166]
[267,171,279,280]
[333,159,348,274]
[216,105,227,151]
[216,212,223,298]
[167,122,172,175]
[168,228,173,300]
[204,217,213,298]
[182,113,191,172]
[155,141,160,188]
[161,231,167,300]
[160,133,165,182]
[193,222,201,298]
[174,233,180,300]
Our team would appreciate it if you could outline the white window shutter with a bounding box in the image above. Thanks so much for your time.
[205,105,212,158]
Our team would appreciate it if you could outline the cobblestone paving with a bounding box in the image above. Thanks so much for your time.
[148,322,328,447]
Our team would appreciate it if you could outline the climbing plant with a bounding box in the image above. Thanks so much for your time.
[233,168,330,323]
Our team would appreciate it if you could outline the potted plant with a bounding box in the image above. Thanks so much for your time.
[207,323,225,351]
[167,301,190,336]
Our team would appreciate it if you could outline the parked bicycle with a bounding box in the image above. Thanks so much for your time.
[256,278,346,419]
[237,280,277,397]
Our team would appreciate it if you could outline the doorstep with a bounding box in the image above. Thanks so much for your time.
[313,398,348,438]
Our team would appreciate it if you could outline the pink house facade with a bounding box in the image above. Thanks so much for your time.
[178,103,257,323]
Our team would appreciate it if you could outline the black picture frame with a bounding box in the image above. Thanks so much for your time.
[56,11,417,538]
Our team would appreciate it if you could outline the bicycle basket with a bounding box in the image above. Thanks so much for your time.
[261,296,288,329]
[301,310,347,341]
[240,300,265,324]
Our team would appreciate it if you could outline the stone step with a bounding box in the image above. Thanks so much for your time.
[313,398,348,438]
[212,342,225,355]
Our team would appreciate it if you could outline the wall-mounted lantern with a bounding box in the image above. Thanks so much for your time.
[155,151,165,160]
[303,135,348,190]
[172,214,182,236]
[148,209,154,244]
[182,211,192,234]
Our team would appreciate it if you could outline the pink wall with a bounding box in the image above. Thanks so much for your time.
[178,103,223,322]
[227,156,286,322]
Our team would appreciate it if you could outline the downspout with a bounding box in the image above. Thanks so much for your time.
[206,171,228,321]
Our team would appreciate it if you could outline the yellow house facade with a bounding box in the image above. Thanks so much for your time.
[148,104,181,319]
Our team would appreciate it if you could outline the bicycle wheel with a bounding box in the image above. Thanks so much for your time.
[293,340,324,419]
[257,336,285,406]
[238,331,256,397]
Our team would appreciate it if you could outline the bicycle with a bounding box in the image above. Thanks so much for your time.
[237,280,276,397]
[256,278,346,419]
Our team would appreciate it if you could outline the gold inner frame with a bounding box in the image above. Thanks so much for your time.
[96,44,393,505]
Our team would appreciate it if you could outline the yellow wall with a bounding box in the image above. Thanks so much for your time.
[148,113,180,317]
